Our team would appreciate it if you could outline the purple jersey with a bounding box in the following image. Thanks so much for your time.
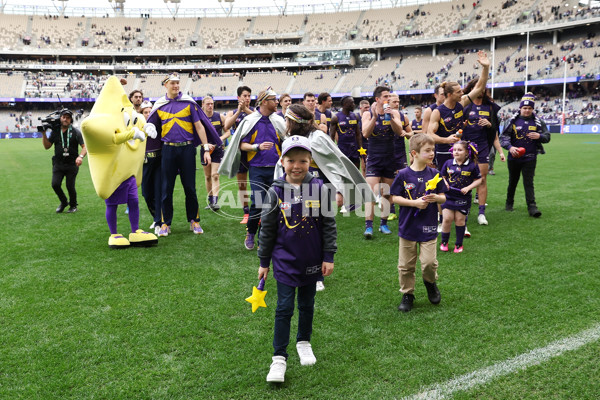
[463,103,498,142]
[336,111,359,158]
[391,166,447,242]
[435,103,465,154]
[241,115,281,167]
[147,96,202,143]
[315,108,332,130]
[367,111,395,155]
[208,111,223,139]
[411,119,423,132]
[504,116,542,162]
[441,158,481,211]
[262,177,335,287]
[394,114,410,166]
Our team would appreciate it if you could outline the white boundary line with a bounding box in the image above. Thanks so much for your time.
[404,323,600,400]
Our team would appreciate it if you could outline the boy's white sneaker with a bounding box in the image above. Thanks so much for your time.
[296,341,317,366]
[266,356,286,383]
[477,214,488,225]
[316,281,325,291]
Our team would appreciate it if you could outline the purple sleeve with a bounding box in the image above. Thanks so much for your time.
[259,256,271,269]
[390,171,405,196]
[323,252,335,263]
[474,164,482,180]
[441,161,450,180]
[433,168,448,194]
[147,110,161,130]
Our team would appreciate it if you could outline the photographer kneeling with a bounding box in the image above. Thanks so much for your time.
[41,109,87,213]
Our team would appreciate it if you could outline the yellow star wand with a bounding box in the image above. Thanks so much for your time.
[425,173,443,192]
[414,173,443,216]
[245,278,267,313]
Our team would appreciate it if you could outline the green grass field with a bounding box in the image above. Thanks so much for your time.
[1,134,599,399]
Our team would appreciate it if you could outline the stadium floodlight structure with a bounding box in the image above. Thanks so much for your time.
[164,0,181,18]
[108,0,126,17]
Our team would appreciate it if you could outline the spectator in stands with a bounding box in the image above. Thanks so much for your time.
[41,109,87,213]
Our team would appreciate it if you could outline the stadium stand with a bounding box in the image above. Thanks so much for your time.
[242,71,291,94]
[0,72,25,97]
[0,0,599,131]
[303,10,360,46]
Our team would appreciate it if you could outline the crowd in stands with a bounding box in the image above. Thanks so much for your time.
[0,1,598,53]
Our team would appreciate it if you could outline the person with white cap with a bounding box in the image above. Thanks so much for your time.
[258,135,337,384]
[218,86,287,250]
[146,72,222,236]
[41,108,87,213]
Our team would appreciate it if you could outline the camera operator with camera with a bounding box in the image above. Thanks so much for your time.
[41,109,87,213]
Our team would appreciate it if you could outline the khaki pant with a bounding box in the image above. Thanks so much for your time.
[398,237,439,295]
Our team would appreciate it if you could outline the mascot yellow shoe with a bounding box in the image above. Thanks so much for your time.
[129,229,158,247]
[81,76,159,248]
[109,234,131,249]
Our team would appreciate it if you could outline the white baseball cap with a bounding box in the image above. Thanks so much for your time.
[281,135,311,157]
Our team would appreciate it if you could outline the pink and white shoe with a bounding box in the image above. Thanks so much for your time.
[454,245,464,253]
[440,242,449,252]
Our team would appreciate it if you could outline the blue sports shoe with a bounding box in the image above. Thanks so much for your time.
[363,227,373,239]
[379,224,392,235]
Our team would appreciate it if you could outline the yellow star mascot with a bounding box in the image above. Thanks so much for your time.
[81,76,158,248]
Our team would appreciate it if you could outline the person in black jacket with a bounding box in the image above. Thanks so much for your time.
[500,93,551,217]
[41,109,87,213]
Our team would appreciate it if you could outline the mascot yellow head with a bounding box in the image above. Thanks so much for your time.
[81,76,147,199]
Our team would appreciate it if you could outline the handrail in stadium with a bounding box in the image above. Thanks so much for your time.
[0,0,444,18]
[1,15,598,58]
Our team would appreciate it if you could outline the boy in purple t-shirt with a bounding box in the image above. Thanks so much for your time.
[391,134,447,312]
[258,136,337,383]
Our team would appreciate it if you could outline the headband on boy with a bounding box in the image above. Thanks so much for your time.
[256,86,277,106]
[284,108,311,124]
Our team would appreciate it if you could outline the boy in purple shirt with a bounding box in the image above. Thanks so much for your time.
[258,136,337,383]
[391,134,447,312]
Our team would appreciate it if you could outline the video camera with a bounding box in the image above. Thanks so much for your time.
[37,109,65,133]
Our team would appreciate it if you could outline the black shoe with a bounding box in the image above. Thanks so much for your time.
[56,203,68,213]
[210,203,221,211]
[528,206,541,218]
[398,293,415,312]
[505,203,514,211]
[67,206,78,213]
[423,280,441,304]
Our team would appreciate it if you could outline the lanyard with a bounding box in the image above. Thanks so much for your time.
[61,126,72,150]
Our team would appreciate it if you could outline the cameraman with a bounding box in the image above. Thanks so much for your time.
[41,109,87,213]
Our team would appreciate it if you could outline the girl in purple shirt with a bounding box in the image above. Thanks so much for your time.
[440,141,482,253]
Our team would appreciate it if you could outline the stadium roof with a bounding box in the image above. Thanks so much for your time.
[1,0,438,17]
